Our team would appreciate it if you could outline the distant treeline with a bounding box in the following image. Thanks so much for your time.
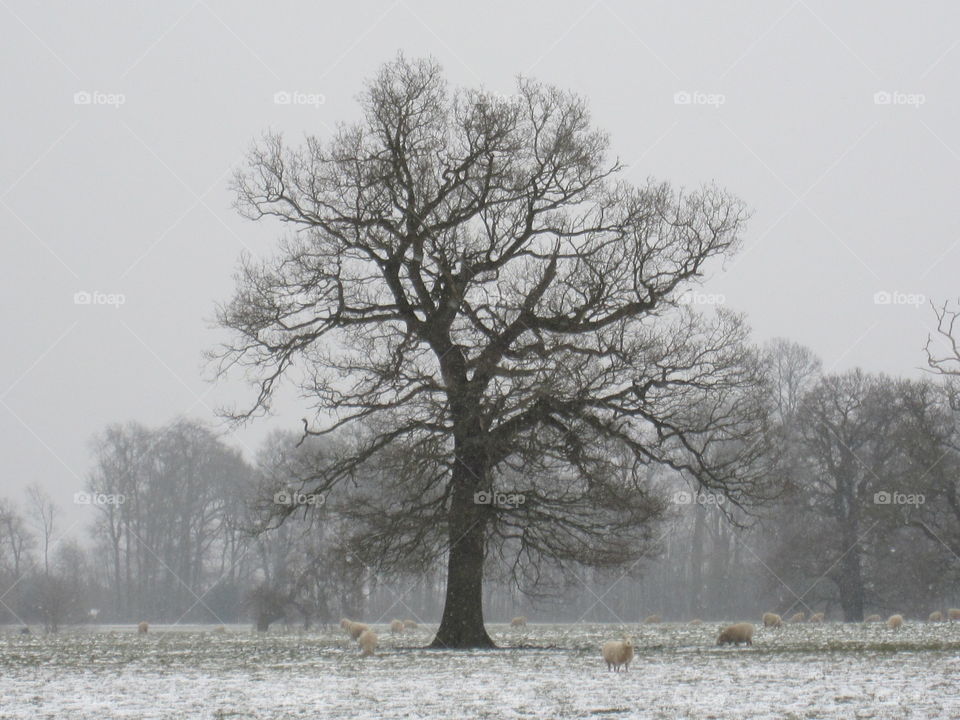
[2,338,960,630]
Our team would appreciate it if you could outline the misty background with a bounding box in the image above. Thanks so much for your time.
[1,1,959,618]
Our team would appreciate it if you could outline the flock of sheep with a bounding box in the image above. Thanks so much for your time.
[338,617,420,656]
[601,608,960,673]
[123,607,959,670]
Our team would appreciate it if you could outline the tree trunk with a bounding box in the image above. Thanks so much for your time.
[689,502,706,618]
[256,613,272,632]
[837,532,865,621]
[429,472,494,648]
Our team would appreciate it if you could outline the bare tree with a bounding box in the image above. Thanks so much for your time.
[214,55,773,647]
[86,420,254,622]
[26,484,56,577]
[926,300,960,376]
[792,371,900,621]
[764,338,823,421]
[893,380,960,560]
[0,498,31,582]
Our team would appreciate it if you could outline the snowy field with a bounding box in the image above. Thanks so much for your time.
[2,621,960,719]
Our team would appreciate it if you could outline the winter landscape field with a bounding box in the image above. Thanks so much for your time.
[6,2,960,718]
[2,622,959,719]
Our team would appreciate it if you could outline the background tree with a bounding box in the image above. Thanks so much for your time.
[0,498,31,587]
[26,484,55,577]
[792,370,898,621]
[86,419,254,622]
[926,300,960,376]
[215,55,773,647]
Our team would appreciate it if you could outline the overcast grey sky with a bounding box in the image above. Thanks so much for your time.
[2,0,958,533]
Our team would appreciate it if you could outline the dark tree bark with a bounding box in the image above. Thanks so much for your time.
[431,486,493,647]
[837,529,865,622]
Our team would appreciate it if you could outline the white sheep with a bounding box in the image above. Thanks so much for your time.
[340,618,369,640]
[390,619,405,633]
[717,623,753,646]
[358,629,378,656]
[601,638,634,672]
[510,616,527,627]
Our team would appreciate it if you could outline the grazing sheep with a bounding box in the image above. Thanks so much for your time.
[788,612,806,623]
[643,615,662,624]
[349,622,369,640]
[929,611,943,622]
[212,625,227,633]
[137,621,149,634]
[340,619,369,640]
[717,623,754,646]
[601,638,634,672]
[948,609,960,621]
[809,612,825,623]
[358,629,378,656]
[390,619,405,633]
[762,613,782,628]
[887,614,903,629]
[865,614,882,622]
[688,619,703,625]
[402,619,418,629]
[510,616,527,627]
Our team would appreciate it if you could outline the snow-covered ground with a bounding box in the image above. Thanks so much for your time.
[2,621,959,719]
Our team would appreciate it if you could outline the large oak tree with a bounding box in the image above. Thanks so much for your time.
[214,55,772,647]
